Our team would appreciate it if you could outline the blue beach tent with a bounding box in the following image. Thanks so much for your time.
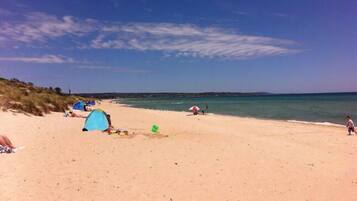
[87,100,95,106]
[83,109,109,131]
[73,101,85,111]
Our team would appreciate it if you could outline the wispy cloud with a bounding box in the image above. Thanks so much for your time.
[0,54,149,73]
[92,23,298,59]
[0,12,95,43]
[77,65,149,73]
[0,12,300,59]
[0,55,75,64]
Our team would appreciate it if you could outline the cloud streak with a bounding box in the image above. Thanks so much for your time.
[0,12,300,59]
[0,12,95,43]
[77,65,149,73]
[0,55,75,64]
[92,23,298,59]
[0,54,149,74]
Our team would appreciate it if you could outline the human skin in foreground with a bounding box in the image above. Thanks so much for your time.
[0,135,15,148]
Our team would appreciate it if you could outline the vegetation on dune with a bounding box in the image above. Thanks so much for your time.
[0,77,86,116]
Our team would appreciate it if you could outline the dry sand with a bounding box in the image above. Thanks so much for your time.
[1,101,357,201]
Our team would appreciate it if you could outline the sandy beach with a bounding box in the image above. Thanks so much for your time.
[1,100,357,201]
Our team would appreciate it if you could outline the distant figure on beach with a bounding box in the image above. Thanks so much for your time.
[0,135,15,153]
[64,110,86,118]
[106,114,113,130]
[192,107,199,115]
[84,104,89,112]
[201,104,208,115]
[346,116,355,135]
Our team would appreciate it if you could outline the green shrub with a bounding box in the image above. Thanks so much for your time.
[0,77,90,116]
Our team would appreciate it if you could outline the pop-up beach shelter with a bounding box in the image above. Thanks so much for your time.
[73,101,85,111]
[83,109,109,131]
[87,100,95,106]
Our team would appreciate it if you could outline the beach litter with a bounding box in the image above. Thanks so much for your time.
[151,124,159,134]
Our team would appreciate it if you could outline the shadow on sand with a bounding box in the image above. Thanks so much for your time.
[110,131,169,139]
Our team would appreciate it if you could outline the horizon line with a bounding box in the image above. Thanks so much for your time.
[75,91,357,95]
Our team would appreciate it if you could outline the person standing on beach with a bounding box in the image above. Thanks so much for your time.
[201,104,208,115]
[346,116,355,135]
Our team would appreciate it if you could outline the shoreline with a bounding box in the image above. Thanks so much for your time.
[114,100,345,128]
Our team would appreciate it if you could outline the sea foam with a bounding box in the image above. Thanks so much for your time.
[287,120,344,127]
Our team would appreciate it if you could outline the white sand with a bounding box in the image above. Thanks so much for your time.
[1,101,357,201]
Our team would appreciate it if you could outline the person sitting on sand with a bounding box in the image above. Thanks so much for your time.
[65,110,86,118]
[105,114,128,135]
[346,116,355,135]
[192,107,199,115]
[105,113,113,131]
[83,104,93,112]
[0,135,15,154]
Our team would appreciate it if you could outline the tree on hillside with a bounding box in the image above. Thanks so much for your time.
[54,87,62,94]
[10,78,20,82]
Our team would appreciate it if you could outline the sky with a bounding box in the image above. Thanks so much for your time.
[0,0,356,93]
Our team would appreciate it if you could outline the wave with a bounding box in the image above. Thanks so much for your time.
[287,120,344,127]
[172,101,184,104]
[116,98,353,126]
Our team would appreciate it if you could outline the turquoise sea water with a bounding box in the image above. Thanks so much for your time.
[116,93,357,125]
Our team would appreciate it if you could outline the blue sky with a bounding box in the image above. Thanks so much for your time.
[0,0,356,93]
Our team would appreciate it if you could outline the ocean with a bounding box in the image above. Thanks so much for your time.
[116,93,357,125]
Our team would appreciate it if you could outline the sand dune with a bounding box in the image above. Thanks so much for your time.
[1,101,357,201]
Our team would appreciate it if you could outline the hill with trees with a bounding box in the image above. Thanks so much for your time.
[0,77,84,116]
